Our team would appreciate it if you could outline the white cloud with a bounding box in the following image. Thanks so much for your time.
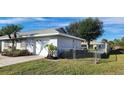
[100,17,124,24]
[0,17,47,24]
[31,17,46,21]
[57,23,70,27]
[0,18,29,24]
[109,29,122,33]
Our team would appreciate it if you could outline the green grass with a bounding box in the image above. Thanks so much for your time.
[0,54,124,75]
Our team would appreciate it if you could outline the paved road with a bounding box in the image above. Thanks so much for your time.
[0,55,43,67]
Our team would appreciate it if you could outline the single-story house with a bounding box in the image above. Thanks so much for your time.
[81,40,110,53]
[0,28,84,57]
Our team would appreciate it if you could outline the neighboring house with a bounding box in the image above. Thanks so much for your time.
[81,40,110,54]
[0,28,84,57]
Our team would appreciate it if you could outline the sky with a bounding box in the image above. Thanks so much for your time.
[0,17,124,41]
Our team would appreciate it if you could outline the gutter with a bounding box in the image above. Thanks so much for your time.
[0,33,84,41]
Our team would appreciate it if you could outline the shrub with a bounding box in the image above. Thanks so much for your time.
[101,53,109,58]
[2,49,8,54]
[45,43,58,59]
[20,50,32,56]
[1,49,32,57]
[110,48,124,54]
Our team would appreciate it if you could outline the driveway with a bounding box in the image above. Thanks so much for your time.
[0,54,43,67]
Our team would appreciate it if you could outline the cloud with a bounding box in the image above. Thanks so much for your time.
[31,17,46,21]
[0,18,29,24]
[0,17,47,24]
[100,17,124,36]
[54,22,70,27]
[100,17,124,25]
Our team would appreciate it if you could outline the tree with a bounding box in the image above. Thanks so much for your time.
[0,30,3,36]
[1,24,23,51]
[101,39,108,43]
[113,39,120,46]
[119,41,124,48]
[121,37,124,41]
[79,18,104,48]
[65,18,104,48]
[65,22,80,37]
[119,37,124,48]
[108,41,115,49]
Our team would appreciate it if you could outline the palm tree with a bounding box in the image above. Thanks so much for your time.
[45,43,57,58]
[1,24,23,51]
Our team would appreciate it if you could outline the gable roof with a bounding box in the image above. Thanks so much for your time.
[20,28,66,35]
[0,28,85,41]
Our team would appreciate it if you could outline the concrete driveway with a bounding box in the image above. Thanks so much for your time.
[0,54,43,67]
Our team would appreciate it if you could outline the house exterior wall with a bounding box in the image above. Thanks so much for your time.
[34,36,57,57]
[16,42,21,50]
[16,40,26,50]
[0,37,58,57]
[0,35,82,57]
[1,40,27,51]
[19,40,27,50]
[1,40,12,51]
[1,41,4,52]
[57,36,82,54]
[26,38,36,54]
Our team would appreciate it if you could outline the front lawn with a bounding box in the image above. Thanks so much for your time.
[0,54,124,75]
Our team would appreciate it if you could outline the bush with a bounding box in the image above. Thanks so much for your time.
[110,48,124,54]
[45,43,58,59]
[1,49,32,57]
[19,50,31,56]
[101,53,109,58]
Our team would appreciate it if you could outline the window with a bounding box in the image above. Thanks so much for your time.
[81,45,87,47]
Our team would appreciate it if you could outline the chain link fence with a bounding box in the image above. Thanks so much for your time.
[58,48,106,63]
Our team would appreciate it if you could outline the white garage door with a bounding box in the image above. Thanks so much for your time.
[36,39,49,57]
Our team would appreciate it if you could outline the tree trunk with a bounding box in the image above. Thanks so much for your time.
[12,40,15,51]
[8,35,16,51]
[8,35,11,39]
[87,40,90,49]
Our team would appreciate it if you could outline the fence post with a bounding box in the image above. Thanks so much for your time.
[115,54,117,61]
[94,48,100,64]
[73,48,76,59]
[94,50,97,64]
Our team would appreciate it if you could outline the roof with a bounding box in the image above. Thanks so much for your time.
[0,28,85,41]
